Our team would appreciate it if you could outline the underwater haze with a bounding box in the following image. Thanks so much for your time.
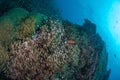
[55,0,120,80]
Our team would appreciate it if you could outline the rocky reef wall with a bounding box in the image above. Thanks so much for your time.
[0,8,110,80]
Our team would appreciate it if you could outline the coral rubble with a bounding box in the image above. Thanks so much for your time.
[0,8,109,80]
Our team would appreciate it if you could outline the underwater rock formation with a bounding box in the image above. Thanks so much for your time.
[0,8,109,80]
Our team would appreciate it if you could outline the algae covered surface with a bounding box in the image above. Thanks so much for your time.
[0,6,109,80]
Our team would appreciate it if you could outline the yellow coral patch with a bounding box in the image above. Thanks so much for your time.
[0,45,8,72]
[16,16,36,39]
[0,18,14,47]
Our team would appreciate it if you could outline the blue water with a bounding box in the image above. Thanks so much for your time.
[55,0,120,80]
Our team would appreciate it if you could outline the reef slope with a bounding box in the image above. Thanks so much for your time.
[0,8,109,80]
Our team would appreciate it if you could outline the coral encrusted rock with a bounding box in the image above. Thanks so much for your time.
[0,8,109,80]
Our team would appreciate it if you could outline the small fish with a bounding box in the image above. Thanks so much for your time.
[68,39,75,44]
[114,54,116,58]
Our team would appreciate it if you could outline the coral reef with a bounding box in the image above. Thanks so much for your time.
[7,39,55,80]
[0,8,109,80]
[0,8,47,47]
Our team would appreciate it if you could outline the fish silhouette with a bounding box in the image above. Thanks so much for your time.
[114,54,116,58]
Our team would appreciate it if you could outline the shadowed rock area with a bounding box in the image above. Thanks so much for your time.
[0,8,110,80]
[0,0,59,17]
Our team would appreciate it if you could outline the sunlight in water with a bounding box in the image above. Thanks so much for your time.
[108,1,120,45]
[107,1,120,80]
